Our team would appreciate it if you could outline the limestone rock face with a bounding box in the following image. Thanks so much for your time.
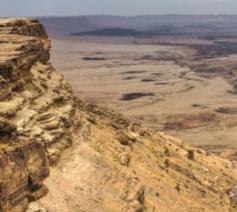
[0,19,77,211]
[1,18,237,212]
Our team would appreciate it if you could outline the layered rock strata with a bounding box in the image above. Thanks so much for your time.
[0,19,77,211]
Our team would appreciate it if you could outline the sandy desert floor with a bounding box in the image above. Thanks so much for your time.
[50,35,237,155]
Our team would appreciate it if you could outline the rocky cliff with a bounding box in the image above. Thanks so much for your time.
[0,19,77,211]
[1,18,237,212]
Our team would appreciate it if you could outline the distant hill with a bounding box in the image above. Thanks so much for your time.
[39,15,237,37]
[71,28,144,37]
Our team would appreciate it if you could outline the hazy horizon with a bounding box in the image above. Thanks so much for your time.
[2,14,237,19]
[1,0,237,17]
[27,14,237,18]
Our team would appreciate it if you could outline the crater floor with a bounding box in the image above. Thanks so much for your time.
[50,36,237,155]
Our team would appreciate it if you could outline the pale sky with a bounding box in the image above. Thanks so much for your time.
[0,0,236,17]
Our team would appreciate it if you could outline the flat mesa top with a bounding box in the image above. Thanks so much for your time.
[0,18,37,25]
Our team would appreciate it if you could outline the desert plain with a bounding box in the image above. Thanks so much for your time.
[48,34,237,157]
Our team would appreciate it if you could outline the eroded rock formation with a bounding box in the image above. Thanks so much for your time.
[0,19,77,211]
[1,18,237,212]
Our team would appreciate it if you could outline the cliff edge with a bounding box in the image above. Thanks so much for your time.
[1,19,237,212]
[0,19,77,211]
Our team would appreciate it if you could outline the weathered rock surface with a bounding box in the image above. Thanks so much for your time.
[1,18,237,212]
[0,19,77,211]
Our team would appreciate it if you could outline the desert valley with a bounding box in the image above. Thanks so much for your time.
[41,15,237,157]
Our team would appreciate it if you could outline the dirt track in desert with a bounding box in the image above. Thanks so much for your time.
[50,35,237,156]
